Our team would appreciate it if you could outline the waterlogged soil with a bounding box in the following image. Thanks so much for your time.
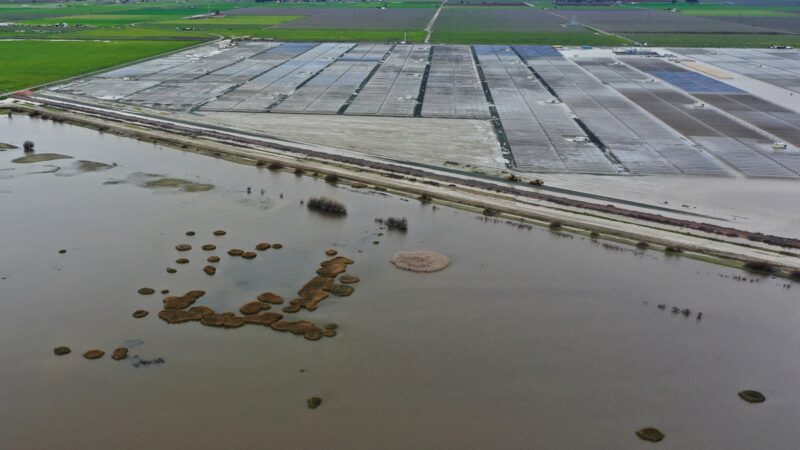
[76,160,113,172]
[143,176,214,193]
[12,153,72,164]
[1,115,800,449]
[104,172,214,193]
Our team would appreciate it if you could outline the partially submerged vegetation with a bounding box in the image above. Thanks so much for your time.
[12,153,71,163]
[376,217,408,231]
[307,196,347,215]
[76,160,113,172]
[144,177,214,192]
[742,261,776,275]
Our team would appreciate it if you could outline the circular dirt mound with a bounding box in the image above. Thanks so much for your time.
[390,251,450,273]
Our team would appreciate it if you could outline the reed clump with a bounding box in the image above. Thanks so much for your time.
[307,197,347,215]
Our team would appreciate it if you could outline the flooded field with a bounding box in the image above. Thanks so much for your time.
[1,115,799,449]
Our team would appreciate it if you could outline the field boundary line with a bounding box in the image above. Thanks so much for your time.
[425,0,446,44]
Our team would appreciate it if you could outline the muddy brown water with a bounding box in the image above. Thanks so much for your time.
[1,115,799,449]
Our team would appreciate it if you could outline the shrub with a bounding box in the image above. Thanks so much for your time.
[377,217,408,231]
[789,269,800,281]
[636,241,649,250]
[307,197,346,215]
[549,221,562,230]
[482,208,498,217]
[419,194,432,203]
[324,173,339,184]
[23,140,34,153]
[255,160,266,167]
[743,260,775,274]
[294,168,304,176]
[267,161,284,170]
[665,246,683,254]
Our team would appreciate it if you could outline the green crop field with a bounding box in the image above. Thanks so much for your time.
[431,30,627,45]
[0,40,197,93]
[63,26,211,40]
[21,14,177,27]
[239,28,426,42]
[624,2,800,17]
[155,15,303,26]
[627,33,800,48]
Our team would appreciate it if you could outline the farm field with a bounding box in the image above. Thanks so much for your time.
[704,15,800,33]
[0,2,257,21]
[430,7,628,45]
[20,14,178,27]
[628,33,800,48]
[560,9,777,33]
[623,2,800,17]
[0,40,197,93]
[155,15,302,26]
[62,26,211,41]
[431,30,626,45]
[236,28,426,42]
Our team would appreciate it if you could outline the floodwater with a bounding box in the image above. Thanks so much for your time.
[1,115,799,449]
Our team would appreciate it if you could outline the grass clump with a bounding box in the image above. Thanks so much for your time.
[636,241,649,250]
[665,246,683,254]
[307,197,347,215]
[267,161,284,171]
[549,221,562,231]
[324,173,339,184]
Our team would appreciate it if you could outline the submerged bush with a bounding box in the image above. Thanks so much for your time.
[376,217,408,231]
[23,140,34,153]
[665,246,683,254]
[549,221,562,230]
[307,197,347,215]
[324,173,339,184]
[636,241,649,250]
[267,161,284,170]
[789,269,800,281]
